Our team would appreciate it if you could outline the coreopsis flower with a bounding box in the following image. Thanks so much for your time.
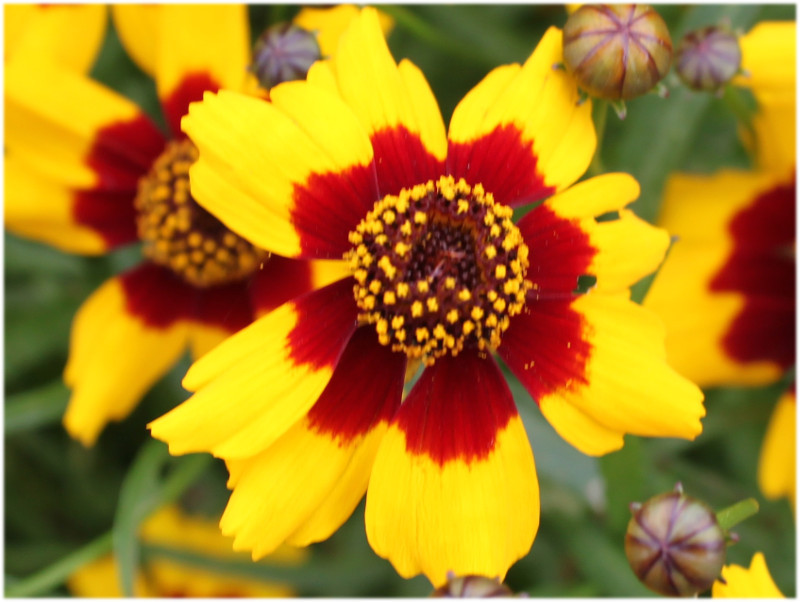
[4,4,107,71]
[67,505,307,597]
[150,8,704,585]
[4,4,347,445]
[711,552,785,598]
[642,21,795,506]
[644,21,795,387]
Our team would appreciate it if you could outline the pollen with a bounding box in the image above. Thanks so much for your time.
[346,175,531,365]
[134,139,267,288]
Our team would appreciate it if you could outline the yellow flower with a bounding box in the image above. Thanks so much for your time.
[644,21,795,387]
[712,552,785,598]
[151,8,704,585]
[67,505,307,597]
[4,5,353,445]
[4,4,107,72]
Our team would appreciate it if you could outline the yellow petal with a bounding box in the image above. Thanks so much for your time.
[293,4,394,58]
[525,292,705,456]
[149,279,357,459]
[543,173,669,292]
[183,85,375,259]
[111,5,159,77]
[5,4,107,73]
[4,154,107,255]
[63,274,190,446]
[449,27,595,194]
[329,7,447,162]
[644,170,788,386]
[366,415,539,586]
[712,552,785,598]
[758,388,796,507]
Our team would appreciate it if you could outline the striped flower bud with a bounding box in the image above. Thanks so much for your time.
[562,4,673,100]
[250,22,321,89]
[431,573,516,597]
[625,487,727,596]
[675,26,742,92]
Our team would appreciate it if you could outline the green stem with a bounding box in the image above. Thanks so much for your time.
[722,84,757,161]
[379,5,495,68]
[716,497,759,532]
[588,100,609,176]
[6,532,113,597]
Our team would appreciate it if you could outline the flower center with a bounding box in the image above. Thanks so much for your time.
[347,175,530,365]
[134,139,268,287]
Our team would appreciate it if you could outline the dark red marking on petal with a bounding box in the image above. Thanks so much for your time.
[447,124,556,209]
[710,178,795,368]
[498,299,591,405]
[371,125,446,198]
[291,163,379,258]
[85,112,167,187]
[72,188,139,248]
[160,72,221,140]
[517,203,597,298]
[74,112,167,248]
[394,350,517,465]
[248,254,317,315]
[120,261,254,332]
[191,280,256,333]
[286,277,359,369]
[308,326,405,443]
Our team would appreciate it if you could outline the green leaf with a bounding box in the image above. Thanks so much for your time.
[113,441,213,595]
[5,532,113,597]
[5,381,69,434]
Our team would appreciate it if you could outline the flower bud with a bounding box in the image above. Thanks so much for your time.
[562,4,673,100]
[625,487,727,596]
[431,573,516,597]
[250,22,322,89]
[675,26,742,92]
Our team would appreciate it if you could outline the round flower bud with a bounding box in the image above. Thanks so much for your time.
[431,573,515,597]
[625,489,727,596]
[562,4,673,100]
[675,26,742,91]
[250,22,321,89]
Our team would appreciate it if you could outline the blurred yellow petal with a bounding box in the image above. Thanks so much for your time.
[5,4,107,72]
[712,552,784,598]
[758,388,796,507]
[293,4,394,58]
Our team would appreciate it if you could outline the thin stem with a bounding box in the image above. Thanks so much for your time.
[6,532,113,597]
[716,497,759,532]
[588,99,609,176]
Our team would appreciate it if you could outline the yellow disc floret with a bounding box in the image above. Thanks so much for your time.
[346,175,530,365]
[135,139,268,287]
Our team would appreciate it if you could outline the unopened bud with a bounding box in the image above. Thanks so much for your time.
[431,573,517,597]
[675,26,742,92]
[625,486,727,596]
[250,22,321,89]
[562,4,673,100]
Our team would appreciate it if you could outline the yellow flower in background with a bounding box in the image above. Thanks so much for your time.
[67,505,307,597]
[4,4,107,72]
[151,8,704,586]
[642,21,795,507]
[644,20,795,388]
[4,5,358,446]
[711,552,785,598]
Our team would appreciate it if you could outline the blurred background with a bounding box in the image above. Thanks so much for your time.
[5,3,796,597]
